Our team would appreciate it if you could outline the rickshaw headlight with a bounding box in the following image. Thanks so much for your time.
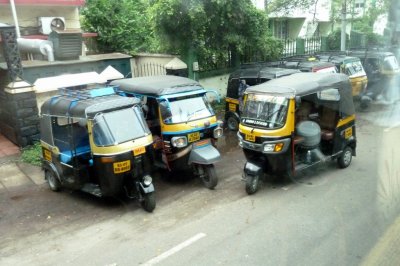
[171,136,188,148]
[264,144,275,152]
[143,175,152,186]
[264,143,284,153]
[213,127,223,138]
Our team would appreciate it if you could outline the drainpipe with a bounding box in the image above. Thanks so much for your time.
[9,0,21,38]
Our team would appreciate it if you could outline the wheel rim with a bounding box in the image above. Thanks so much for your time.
[46,171,56,189]
[343,150,352,165]
[227,117,238,130]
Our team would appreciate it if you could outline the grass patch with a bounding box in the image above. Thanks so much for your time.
[20,142,42,166]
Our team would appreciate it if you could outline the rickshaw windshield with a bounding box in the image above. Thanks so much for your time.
[242,94,289,129]
[383,56,399,71]
[344,60,366,78]
[162,94,214,124]
[92,107,150,146]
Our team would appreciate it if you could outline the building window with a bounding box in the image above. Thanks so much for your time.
[273,20,288,39]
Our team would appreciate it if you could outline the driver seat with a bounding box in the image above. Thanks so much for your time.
[319,107,336,141]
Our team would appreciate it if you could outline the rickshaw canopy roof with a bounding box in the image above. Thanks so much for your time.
[111,75,204,97]
[246,72,355,116]
[246,72,350,97]
[230,67,300,80]
[41,91,139,118]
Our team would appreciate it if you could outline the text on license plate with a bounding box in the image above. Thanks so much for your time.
[344,127,352,139]
[188,132,200,143]
[133,146,146,156]
[113,160,131,174]
[245,134,255,142]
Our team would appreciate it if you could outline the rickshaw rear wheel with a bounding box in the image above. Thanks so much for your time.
[337,146,353,169]
[227,116,239,131]
[45,169,61,192]
[201,164,218,189]
[245,173,260,195]
[141,192,156,213]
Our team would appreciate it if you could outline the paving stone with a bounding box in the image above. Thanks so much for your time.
[0,163,33,188]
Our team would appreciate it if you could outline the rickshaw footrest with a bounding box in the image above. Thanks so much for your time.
[82,183,102,197]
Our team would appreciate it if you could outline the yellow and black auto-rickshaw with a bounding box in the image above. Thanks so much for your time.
[111,75,223,189]
[40,87,156,212]
[238,73,357,194]
[348,49,400,100]
[225,66,300,131]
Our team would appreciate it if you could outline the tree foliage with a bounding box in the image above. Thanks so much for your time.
[81,0,158,54]
[150,0,282,69]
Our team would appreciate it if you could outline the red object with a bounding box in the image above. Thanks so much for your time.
[0,0,85,5]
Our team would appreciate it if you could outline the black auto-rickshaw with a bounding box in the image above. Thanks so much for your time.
[347,49,400,100]
[111,75,223,189]
[316,53,370,108]
[40,87,156,212]
[225,66,300,131]
[238,73,357,195]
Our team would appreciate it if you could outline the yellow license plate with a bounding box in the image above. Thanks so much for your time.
[113,160,131,174]
[245,134,255,142]
[133,146,146,156]
[229,103,237,112]
[188,132,200,143]
[43,149,52,161]
[344,127,353,139]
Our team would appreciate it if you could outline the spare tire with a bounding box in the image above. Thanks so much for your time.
[296,121,321,148]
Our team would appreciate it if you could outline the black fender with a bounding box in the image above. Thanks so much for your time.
[42,160,62,183]
[139,182,155,194]
[225,110,240,122]
[244,161,263,177]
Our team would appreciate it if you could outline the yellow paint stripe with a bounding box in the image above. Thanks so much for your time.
[226,97,239,104]
[336,114,355,128]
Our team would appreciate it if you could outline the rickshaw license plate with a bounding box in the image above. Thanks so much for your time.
[133,146,146,156]
[113,160,131,174]
[229,103,237,112]
[245,134,256,142]
[345,127,353,139]
[188,132,200,143]
[43,149,52,161]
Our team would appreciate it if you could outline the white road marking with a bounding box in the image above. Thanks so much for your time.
[143,233,207,265]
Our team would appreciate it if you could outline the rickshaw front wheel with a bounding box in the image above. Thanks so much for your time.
[337,146,353,169]
[45,169,61,192]
[201,164,218,189]
[141,192,156,213]
[245,173,260,195]
[227,116,239,131]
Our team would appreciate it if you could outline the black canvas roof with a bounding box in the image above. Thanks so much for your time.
[246,72,350,97]
[229,67,299,80]
[41,94,139,118]
[111,75,204,96]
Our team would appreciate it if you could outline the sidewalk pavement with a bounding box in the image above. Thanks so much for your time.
[0,135,45,192]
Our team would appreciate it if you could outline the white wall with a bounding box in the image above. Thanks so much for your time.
[199,74,230,98]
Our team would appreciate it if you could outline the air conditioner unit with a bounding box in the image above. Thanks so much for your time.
[38,17,66,35]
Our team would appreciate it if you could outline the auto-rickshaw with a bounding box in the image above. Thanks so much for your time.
[347,49,400,100]
[317,54,370,108]
[225,66,300,131]
[238,72,356,195]
[281,55,338,73]
[111,75,223,189]
[40,87,156,212]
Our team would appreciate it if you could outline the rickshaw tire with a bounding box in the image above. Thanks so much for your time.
[141,192,156,213]
[337,146,353,169]
[245,173,260,195]
[226,115,239,131]
[45,169,61,192]
[201,164,218,189]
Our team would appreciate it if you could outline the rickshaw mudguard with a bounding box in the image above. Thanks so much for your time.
[244,161,263,176]
[188,144,221,165]
[42,160,62,183]
[139,182,155,194]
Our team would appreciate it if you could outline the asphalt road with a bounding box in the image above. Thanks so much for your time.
[1,100,399,266]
